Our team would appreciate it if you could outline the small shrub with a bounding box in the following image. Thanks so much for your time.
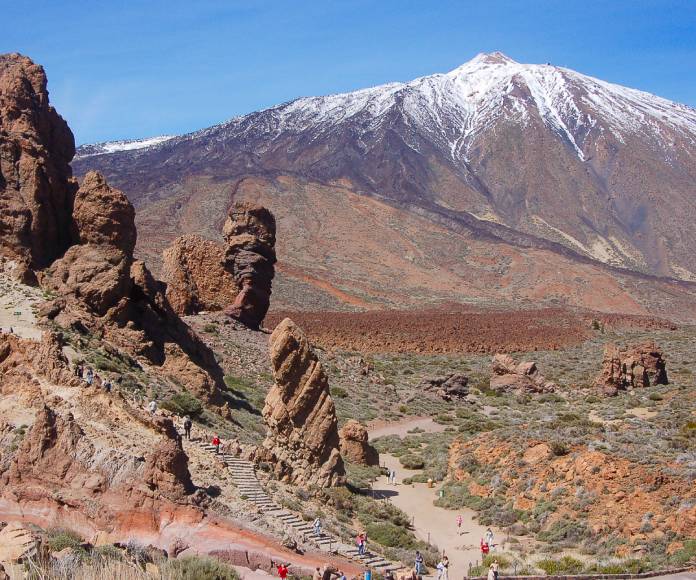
[399,454,425,469]
[331,386,348,398]
[46,528,83,552]
[160,391,203,417]
[648,392,663,401]
[203,323,218,334]
[549,440,569,456]
[536,555,584,575]
[162,555,239,579]
[365,522,415,548]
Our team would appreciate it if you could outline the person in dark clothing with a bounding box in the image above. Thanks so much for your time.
[183,415,192,440]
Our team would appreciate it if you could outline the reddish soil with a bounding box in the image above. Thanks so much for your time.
[265,306,676,354]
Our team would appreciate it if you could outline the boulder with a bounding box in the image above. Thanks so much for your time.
[0,522,41,564]
[489,353,556,393]
[162,234,237,315]
[0,53,76,274]
[421,373,469,401]
[223,202,276,328]
[260,318,344,488]
[595,341,668,396]
[339,420,379,466]
[143,417,195,500]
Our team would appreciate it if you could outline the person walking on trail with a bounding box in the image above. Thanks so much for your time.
[357,532,366,556]
[492,559,499,580]
[212,434,221,454]
[441,556,450,580]
[312,568,321,580]
[313,517,322,536]
[456,514,463,533]
[485,527,494,549]
[337,571,346,580]
[147,400,157,415]
[487,564,495,580]
[103,379,112,394]
[481,537,490,555]
[364,569,372,580]
[85,367,94,386]
[277,563,289,580]
[183,415,192,440]
[415,551,424,575]
[391,469,397,485]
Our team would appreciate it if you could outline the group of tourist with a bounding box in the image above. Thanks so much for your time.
[73,363,112,393]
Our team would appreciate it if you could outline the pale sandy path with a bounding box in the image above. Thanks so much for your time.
[369,418,504,577]
[0,271,43,340]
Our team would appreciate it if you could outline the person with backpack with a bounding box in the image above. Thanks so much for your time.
[212,434,221,454]
[85,367,94,386]
[357,532,366,556]
[183,415,192,440]
[313,517,322,536]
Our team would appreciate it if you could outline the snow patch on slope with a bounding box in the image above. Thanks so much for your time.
[75,135,176,159]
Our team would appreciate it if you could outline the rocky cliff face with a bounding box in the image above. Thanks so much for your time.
[490,354,556,393]
[260,318,344,488]
[339,420,379,466]
[0,54,76,278]
[594,341,668,396]
[162,202,276,328]
[143,416,195,500]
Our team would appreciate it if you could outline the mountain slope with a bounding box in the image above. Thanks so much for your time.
[73,52,696,319]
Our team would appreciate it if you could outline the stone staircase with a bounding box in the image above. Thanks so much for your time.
[193,440,400,573]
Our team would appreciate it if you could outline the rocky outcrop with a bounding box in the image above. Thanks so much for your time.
[161,202,276,327]
[260,318,344,488]
[420,373,469,401]
[489,354,556,393]
[339,420,379,466]
[162,234,236,315]
[223,203,276,328]
[0,331,79,389]
[594,341,668,396]
[44,171,134,316]
[0,54,76,277]
[143,417,195,500]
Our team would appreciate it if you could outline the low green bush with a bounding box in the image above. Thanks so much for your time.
[160,391,203,417]
[365,522,415,549]
[536,555,584,575]
[162,555,239,579]
[46,528,83,552]
[399,454,425,469]
[549,440,569,456]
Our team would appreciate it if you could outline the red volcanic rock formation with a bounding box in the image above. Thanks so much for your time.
[490,354,556,393]
[161,202,276,327]
[143,417,195,500]
[594,341,668,396]
[339,420,379,466]
[223,202,276,328]
[162,234,237,315]
[0,54,76,278]
[260,318,344,488]
[0,331,79,389]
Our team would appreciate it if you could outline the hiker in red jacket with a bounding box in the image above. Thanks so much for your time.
[277,563,289,579]
[212,435,221,454]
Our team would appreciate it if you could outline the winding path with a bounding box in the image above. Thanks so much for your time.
[369,418,505,577]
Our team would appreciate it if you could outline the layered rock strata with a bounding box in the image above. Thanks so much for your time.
[260,318,344,488]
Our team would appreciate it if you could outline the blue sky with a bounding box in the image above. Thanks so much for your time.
[3,0,695,144]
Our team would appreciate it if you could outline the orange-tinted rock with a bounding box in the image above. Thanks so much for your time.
[162,234,237,315]
[595,341,668,396]
[143,417,195,500]
[72,171,136,254]
[339,420,379,466]
[0,53,76,273]
[260,318,344,488]
[489,353,556,393]
[223,203,276,328]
